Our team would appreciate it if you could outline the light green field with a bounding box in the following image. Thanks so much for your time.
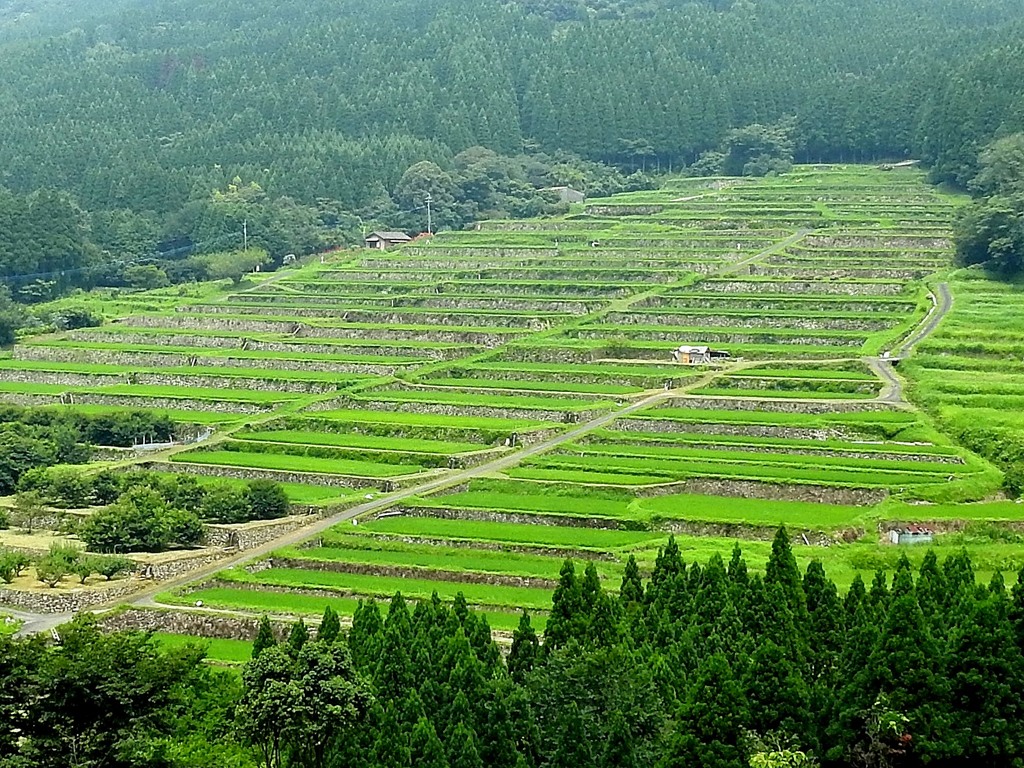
[151,632,254,664]
[282,541,622,581]
[351,516,666,550]
[173,450,428,478]
[237,430,484,455]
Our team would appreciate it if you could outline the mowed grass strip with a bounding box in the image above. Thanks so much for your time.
[635,493,867,528]
[636,407,919,428]
[285,541,621,581]
[224,567,556,611]
[310,409,554,431]
[564,442,961,474]
[159,587,542,632]
[351,516,666,550]
[422,377,643,396]
[150,632,254,664]
[589,428,960,457]
[359,389,612,411]
[172,450,427,478]
[519,455,952,488]
[237,430,485,455]
[505,467,667,486]
[423,489,634,518]
[690,387,875,400]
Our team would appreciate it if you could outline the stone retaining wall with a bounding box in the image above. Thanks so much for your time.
[658,519,835,545]
[603,313,894,332]
[97,607,300,641]
[0,581,140,614]
[72,394,269,414]
[639,477,887,506]
[750,266,931,281]
[572,328,865,348]
[308,397,588,425]
[700,280,906,296]
[388,505,630,530]
[612,418,851,440]
[143,461,390,490]
[205,515,319,550]
[142,550,226,580]
[268,556,558,590]
[659,396,892,414]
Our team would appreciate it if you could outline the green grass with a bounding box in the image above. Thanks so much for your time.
[173,450,428,478]
[309,408,553,430]
[519,454,953,488]
[635,493,868,528]
[423,377,642,395]
[207,568,556,615]
[237,430,484,455]
[283,541,622,581]
[151,632,254,664]
[358,389,612,411]
[425,489,635,518]
[352,515,666,550]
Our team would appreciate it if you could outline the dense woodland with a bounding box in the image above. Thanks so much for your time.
[0,0,1022,300]
[4,531,1024,767]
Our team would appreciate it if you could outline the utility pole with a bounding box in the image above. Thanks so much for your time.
[425,194,433,235]
[243,219,248,251]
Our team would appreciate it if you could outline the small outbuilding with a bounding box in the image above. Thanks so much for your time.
[889,525,934,545]
[672,345,730,365]
[544,186,585,204]
[365,231,412,250]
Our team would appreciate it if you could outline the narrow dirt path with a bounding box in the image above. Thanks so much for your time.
[893,282,951,359]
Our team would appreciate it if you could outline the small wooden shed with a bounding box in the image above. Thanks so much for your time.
[365,231,412,250]
[889,525,934,545]
[672,345,711,365]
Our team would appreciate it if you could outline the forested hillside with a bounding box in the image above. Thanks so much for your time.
[0,0,1021,298]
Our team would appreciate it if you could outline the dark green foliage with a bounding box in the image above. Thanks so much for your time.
[0,0,1017,302]
[953,133,1024,278]
[507,612,539,684]
[287,619,310,656]
[252,616,277,659]
[319,606,342,644]
[79,486,204,553]
[8,532,1024,766]
[0,616,237,766]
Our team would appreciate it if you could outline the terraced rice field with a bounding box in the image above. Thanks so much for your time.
[6,164,1018,635]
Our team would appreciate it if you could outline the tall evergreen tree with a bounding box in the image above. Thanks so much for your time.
[252,615,276,659]
[508,612,539,684]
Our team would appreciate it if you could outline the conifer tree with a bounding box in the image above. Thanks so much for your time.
[508,612,539,684]
[410,716,449,768]
[659,653,748,768]
[743,639,811,738]
[252,614,276,659]
[765,527,806,621]
[447,721,484,768]
[349,599,384,671]
[373,703,411,768]
[551,701,593,768]
[287,618,309,656]
[620,555,644,608]
[601,710,638,768]
[544,559,583,651]
[319,605,341,644]
[946,593,1024,761]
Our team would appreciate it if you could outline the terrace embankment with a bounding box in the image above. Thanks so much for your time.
[98,607,300,641]
[261,557,558,590]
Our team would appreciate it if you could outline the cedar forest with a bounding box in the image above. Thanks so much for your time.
[2,0,1024,767]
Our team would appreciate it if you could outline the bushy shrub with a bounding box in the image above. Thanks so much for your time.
[79,487,203,554]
